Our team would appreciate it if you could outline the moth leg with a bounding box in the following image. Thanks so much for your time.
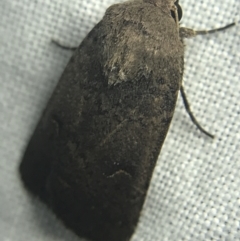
[51,39,78,51]
[179,21,237,38]
[180,86,214,139]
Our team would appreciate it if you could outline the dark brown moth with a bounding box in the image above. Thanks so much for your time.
[19,0,236,241]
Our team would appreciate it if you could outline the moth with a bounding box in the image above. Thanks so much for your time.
[19,0,236,241]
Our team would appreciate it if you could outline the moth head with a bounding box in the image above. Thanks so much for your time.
[143,0,182,22]
[171,0,182,22]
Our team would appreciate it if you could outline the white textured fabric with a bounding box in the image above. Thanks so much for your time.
[0,0,239,240]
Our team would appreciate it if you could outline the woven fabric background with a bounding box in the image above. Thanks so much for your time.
[0,0,239,240]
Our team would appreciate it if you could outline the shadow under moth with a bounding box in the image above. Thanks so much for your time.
[19,0,236,241]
